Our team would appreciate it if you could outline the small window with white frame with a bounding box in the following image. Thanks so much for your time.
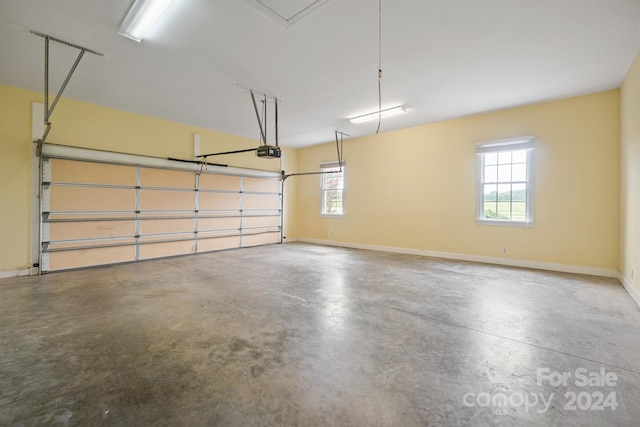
[321,162,345,216]
[476,136,534,226]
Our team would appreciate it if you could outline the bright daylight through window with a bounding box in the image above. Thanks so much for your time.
[477,137,534,225]
[321,162,345,215]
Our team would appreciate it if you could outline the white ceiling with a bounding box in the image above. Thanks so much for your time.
[1,0,639,148]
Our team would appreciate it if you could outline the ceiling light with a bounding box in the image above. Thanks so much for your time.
[349,106,406,124]
[118,0,175,42]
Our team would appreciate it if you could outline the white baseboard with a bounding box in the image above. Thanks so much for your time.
[618,273,640,308]
[0,268,31,279]
[294,238,619,278]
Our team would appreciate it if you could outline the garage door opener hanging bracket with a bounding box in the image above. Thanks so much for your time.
[31,31,104,155]
[196,90,281,166]
[282,130,346,180]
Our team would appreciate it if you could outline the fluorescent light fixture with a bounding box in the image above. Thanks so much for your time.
[349,106,406,124]
[118,0,175,42]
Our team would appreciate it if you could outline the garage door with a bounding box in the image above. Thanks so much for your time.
[40,146,282,272]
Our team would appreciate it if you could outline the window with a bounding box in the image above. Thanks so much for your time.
[476,137,534,225]
[321,162,345,215]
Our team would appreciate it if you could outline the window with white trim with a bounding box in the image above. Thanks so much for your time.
[321,162,345,215]
[476,137,534,225]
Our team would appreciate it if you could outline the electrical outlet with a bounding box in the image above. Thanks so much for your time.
[502,247,508,253]
[632,270,635,279]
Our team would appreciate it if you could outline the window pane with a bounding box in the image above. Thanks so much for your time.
[497,164,511,182]
[324,169,343,189]
[484,152,498,165]
[324,189,343,214]
[484,184,497,202]
[512,150,527,163]
[511,202,526,221]
[483,202,498,219]
[498,151,511,164]
[497,184,511,201]
[497,202,511,219]
[512,163,527,182]
[512,183,526,202]
[335,170,344,189]
[484,165,497,183]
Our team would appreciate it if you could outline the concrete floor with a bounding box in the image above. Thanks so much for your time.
[1,243,640,426]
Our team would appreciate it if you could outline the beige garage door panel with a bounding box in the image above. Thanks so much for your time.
[242,233,280,247]
[199,217,240,231]
[140,190,194,211]
[141,168,195,188]
[199,192,241,211]
[139,235,193,243]
[50,187,135,212]
[139,241,195,259]
[49,237,136,250]
[244,177,280,193]
[49,221,136,241]
[49,213,135,221]
[48,246,135,271]
[141,218,195,235]
[199,174,240,191]
[139,212,191,219]
[243,216,280,228]
[51,159,136,185]
[198,236,240,252]
[244,194,281,210]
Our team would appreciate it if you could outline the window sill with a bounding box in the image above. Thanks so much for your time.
[321,213,345,218]
[476,219,533,228]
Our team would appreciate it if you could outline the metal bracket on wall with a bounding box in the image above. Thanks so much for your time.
[30,31,104,156]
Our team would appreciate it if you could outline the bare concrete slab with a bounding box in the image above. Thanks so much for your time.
[1,243,639,425]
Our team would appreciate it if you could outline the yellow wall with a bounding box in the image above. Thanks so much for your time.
[0,85,33,271]
[282,149,299,241]
[0,83,298,272]
[0,82,625,274]
[297,90,620,270]
[621,52,640,295]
